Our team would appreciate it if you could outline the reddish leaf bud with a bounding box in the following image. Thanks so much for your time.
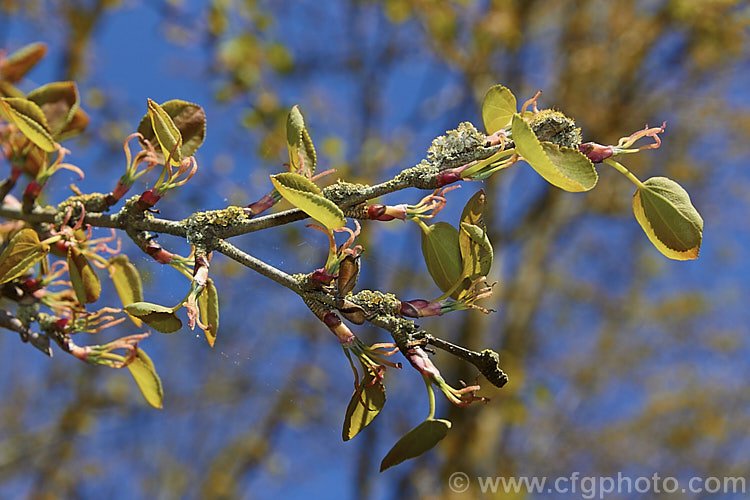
[22,180,44,209]
[22,278,40,291]
[436,169,462,187]
[52,240,70,256]
[136,189,162,210]
[367,204,396,221]
[311,268,336,287]
[578,142,613,163]
[405,346,441,378]
[399,299,427,317]
[323,311,341,329]
[145,242,173,264]
[23,180,43,198]
[399,299,443,317]
[107,181,130,205]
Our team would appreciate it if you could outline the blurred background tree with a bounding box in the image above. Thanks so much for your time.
[0,0,748,498]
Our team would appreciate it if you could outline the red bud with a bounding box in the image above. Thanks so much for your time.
[323,312,341,328]
[311,268,336,287]
[437,169,462,187]
[578,142,613,163]
[136,189,162,210]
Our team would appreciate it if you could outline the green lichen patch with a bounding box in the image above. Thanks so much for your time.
[184,206,250,246]
[426,122,487,166]
[322,181,370,205]
[529,109,581,148]
[350,289,401,317]
[56,193,110,223]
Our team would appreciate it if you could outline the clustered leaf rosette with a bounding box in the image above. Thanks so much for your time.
[28,307,163,409]
[415,189,496,307]
[106,133,161,207]
[132,99,204,211]
[405,344,486,408]
[183,253,220,346]
[399,278,495,318]
[114,247,220,347]
[246,105,321,216]
[377,344,486,472]
[365,185,458,222]
[306,220,362,288]
[60,330,163,409]
[41,204,128,308]
[0,45,90,208]
[305,300,402,444]
[48,307,125,336]
[341,338,401,442]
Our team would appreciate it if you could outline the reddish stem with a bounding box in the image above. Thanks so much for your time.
[246,191,276,216]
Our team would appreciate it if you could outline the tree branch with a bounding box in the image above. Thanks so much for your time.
[213,239,302,293]
[0,309,51,356]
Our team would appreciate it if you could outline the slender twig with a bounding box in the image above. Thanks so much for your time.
[419,333,508,388]
[0,309,52,356]
[0,205,186,235]
[213,238,302,293]
[214,177,413,238]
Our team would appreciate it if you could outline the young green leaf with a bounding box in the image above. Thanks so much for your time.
[482,84,517,134]
[146,98,183,165]
[0,228,50,284]
[127,348,164,409]
[198,278,219,347]
[109,255,144,327]
[0,80,25,98]
[420,222,463,298]
[342,370,386,441]
[632,176,703,260]
[137,99,205,158]
[271,172,321,195]
[299,128,317,175]
[511,114,597,192]
[270,173,346,230]
[459,222,493,281]
[55,107,89,142]
[286,106,317,175]
[27,81,80,137]
[67,247,101,304]
[0,97,56,152]
[0,42,47,83]
[460,189,486,227]
[286,105,305,153]
[453,189,493,295]
[124,302,183,334]
[380,419,452,472]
